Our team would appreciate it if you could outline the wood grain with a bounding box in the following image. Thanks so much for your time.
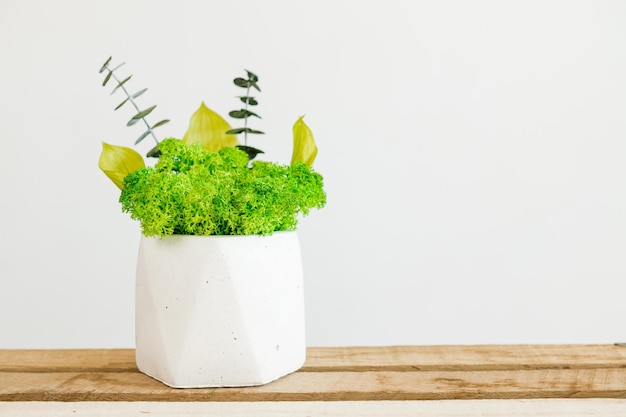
[304,344,626,371]
[2,399,626,417]
[1,345,626,402]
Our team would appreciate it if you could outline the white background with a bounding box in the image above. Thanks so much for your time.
[1,0,625,348]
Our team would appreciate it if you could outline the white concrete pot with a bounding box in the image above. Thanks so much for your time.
[135,231,306,388]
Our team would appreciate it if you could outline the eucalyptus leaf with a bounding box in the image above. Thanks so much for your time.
[238,96,258,105]
[111,75,132,95]
[151,119,170,129]
[245,70,258,82]
[234,77,249,88]
[225,127,247,134]
[132,88,147,98]
[135,129,153,145]
[229,109,261,119]
[236,145,264,160]
[102,71,113,86]
[249,81,261,92]
[111,62,126,72]
[146,145,161,158]
[226,127,264,135]
[130,105,156,121]
[99,56,112,73]
[127,117,141,127]
[114,97,130,111]
[229,110,246,119]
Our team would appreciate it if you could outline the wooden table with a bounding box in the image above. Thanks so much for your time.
[2,345,626,416]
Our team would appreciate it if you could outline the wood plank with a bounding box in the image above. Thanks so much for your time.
[2,345,625,372]
[0,349,138,372]
[2,368,626,402]
[305,344,626,371]
[2,346,626,403]
[2,399,626,417]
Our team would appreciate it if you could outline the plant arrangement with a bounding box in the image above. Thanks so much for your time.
[98,57,326,237]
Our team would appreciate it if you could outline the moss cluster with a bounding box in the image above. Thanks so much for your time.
[119,139,326,237]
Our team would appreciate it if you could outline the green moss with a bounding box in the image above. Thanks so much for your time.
[119,138,326,237]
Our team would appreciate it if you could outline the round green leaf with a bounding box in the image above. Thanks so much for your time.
[229,109,261,119]
[236,145,264,160]
[227,127,264,135]
[225,127,247,134]
[238,96,258,105]
[234,78,250,88]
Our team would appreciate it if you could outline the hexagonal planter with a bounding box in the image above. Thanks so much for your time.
[134,231,306,388]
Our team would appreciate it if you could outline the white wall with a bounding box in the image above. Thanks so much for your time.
[1,0,625,348]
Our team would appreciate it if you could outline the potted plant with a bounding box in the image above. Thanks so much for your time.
[97,57,326,388]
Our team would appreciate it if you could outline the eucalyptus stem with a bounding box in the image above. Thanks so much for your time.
[226,70,265,161]
[105,66,159,146]
[243,84,250,146]
[99,56,169,156]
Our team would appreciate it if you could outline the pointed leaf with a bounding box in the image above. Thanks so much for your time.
[249,81,261,92]
[151,119,170,129]
[99,56,112,73]
[238,96,258,105]
[291,116,318,167]
[111,75,132,95]
[135,105,156,119]
[127,105,156,126]
[98,142,145,189]
[146,145,161,158]
[225,127,247,134]
[135,129,153,145]
[102,71,113,86]
[133,119,168,144]
[132,88,147,99]
[182,102,238,152]
[245,70,258,82]
[127,117,141,127]
[114,97,130,111]
[111,62,125,72]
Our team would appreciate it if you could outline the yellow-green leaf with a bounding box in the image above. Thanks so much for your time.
[98,142,145,189]
[182,102,238,152]
[291,116,318,167]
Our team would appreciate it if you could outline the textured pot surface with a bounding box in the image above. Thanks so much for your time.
[135,231,306,388]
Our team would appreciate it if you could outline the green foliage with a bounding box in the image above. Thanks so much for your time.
[226,69,264,159]
[98,58,326,236]
[99,56,169,157]
[119,139,326,237]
